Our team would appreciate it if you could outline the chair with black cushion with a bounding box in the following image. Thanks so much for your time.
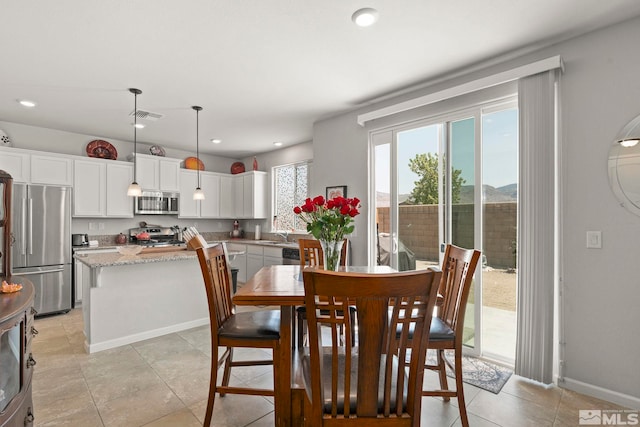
[295,238,352,348]
[195,242,282,427]
[301,268,441,426]
[422,244,481,427]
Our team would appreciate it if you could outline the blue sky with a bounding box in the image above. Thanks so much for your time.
[377,108,518,195]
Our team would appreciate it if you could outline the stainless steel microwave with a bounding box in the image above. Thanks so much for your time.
[134,191,179,215]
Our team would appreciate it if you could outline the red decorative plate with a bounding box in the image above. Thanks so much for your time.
[231,162,245,174]
[86,140,118,160]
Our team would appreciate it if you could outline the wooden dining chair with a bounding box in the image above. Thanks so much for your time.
[422,244,481,427]
[295,238,352,348]
[195,243,282,427]
[300,268,441,426]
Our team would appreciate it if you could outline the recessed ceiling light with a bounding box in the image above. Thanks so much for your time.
[211,138,222,144]
[273,142,283,147]
[18,99,37,108]
[133,123,145,129]
[352,8,378,27]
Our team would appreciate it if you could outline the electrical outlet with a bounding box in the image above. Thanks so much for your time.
[98,222,105,230]
[89,222,96,230]
[586,231,602,249]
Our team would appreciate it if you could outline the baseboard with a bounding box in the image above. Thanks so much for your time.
[559,377,640,409]
[85,317,209,354]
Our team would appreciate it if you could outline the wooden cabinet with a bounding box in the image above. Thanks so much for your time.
[135,154,181,192]
[73,159,133,218]
[0,279,35,427]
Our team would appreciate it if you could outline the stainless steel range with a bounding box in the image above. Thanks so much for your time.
[128,226,185,248]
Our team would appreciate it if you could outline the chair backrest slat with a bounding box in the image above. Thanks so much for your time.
[303,268,441,425]
[196,243,234,336]
[298,238,349,268]
[438,245,482,342]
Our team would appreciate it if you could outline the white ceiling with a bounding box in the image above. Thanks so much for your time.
[1,1,640,158]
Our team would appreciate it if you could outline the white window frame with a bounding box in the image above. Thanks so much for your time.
[272,160,312,232]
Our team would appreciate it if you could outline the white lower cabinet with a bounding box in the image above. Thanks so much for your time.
[263,246,284,266]
[226,243,247,283]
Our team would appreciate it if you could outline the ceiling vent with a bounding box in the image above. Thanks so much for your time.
[130,109,163,121]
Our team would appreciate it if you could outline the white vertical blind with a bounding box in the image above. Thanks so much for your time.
[515,70,559,384]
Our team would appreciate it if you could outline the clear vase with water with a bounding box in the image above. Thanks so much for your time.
[320,239,343,271]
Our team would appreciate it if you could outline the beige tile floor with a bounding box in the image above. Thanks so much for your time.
[32,308,626,426]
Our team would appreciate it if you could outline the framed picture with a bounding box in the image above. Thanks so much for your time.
[326,185,347,199]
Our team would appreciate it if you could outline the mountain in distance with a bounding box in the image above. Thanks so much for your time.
[460,184,517,203]
[377,183,516,206]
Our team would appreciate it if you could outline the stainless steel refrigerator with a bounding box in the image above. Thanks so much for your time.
[11,184,72,316]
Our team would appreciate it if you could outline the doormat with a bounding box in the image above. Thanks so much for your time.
[426,350,513,394]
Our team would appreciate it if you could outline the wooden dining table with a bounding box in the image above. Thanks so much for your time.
[232,264,395,426]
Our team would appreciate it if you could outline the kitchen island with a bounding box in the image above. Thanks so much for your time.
[75,248,209,353]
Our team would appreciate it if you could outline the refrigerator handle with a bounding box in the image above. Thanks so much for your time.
[12,266,65,276]
[28,198,33,255]
[21,198,27,255]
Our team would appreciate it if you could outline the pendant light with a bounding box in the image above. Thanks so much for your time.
[192,106,205,200]
[127,88,143,197]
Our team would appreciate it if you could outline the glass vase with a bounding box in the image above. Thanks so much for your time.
[320,239,343,271]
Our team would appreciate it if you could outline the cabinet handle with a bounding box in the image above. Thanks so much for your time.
[25,408,35,424]
[31,326,38,336]
[30,307,38,316]
[27,353,36,368]
[25,407,35,424]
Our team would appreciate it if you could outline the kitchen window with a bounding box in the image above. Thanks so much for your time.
[272,160,311,232]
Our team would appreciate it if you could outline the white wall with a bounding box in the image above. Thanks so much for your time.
[311,16,640,406]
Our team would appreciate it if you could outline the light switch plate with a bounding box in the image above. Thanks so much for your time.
[586,231,602,249]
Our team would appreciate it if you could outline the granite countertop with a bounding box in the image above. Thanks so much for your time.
[74,239,300,253]
[74,249,198,268]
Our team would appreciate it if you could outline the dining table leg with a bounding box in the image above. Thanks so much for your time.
[274,305,293,426]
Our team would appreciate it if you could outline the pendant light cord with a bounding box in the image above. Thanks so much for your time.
[196,107,200,188]
[133,92,137,181]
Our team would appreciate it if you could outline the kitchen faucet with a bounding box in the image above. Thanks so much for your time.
[275,231,289,242]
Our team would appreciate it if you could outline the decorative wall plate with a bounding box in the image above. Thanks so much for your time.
[86,140,118,160]
[149,145,166,156]
[231,162,245,174]
[184,157,205,170]
[0,129,11,146]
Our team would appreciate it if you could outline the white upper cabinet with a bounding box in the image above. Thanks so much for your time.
[73,160,106,217]
[200,172,221,218]
[219,175,235,218]
[159,159,180,192]
[235,171,267,219]
[73,159,133,218]
[134,153,181,192]
[0,147,72,185]
[30,154,73,186]
[178,169,200,218]
[105,162,134,217]
[0,148,29,183]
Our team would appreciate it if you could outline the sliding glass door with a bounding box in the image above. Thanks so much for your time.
[370,98,518,363]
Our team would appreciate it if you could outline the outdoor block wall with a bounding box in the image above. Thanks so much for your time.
[377,202,517,268]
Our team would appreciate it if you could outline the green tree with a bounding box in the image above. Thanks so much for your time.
[407,153,465,204]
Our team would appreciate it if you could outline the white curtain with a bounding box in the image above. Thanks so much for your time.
[515,70,559,384]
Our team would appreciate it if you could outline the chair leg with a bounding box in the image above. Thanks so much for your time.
[220,346,233,397]
[204,342,219,427]
[453,350,469,427]
[297,313,305,348]
[437,349,450,402]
